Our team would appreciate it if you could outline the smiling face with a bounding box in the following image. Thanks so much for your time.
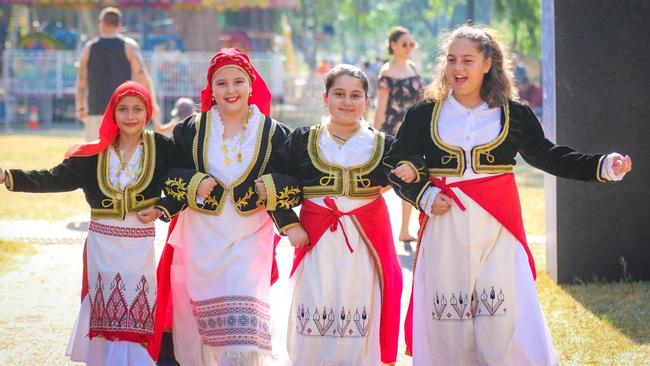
[323,74,368,126]
[114,95,147,138]
[211,66,252,117]
[445,38,492,104]
[391,32,415,58]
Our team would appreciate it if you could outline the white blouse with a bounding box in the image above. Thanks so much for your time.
[207,104,262,187]
[108,143,143,190]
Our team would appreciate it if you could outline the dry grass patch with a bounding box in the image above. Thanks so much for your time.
[0,240,37,275]
[0,133,88,220]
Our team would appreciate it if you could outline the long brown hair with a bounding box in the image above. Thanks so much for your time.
[423,25,517,108]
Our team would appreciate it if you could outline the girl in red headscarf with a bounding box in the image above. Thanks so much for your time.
[0,81,186,365]
[146,48,303,365]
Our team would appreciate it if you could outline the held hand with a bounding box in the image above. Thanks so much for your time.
[391,163,417,183]
[197,177,218,199]
[286,225,310,248]
[254,178,268,201]
[611,155,632,176]
[431,193,453,216]
[137,208,161,224]
[0,166,5,184]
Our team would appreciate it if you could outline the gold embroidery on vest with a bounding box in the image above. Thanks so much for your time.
[276,186,301,209]
[472,103,513,174]
[235,186,255,210]
[165,177,188,201]
[429,101,465,176]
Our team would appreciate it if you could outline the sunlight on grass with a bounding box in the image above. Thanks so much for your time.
[531,245,650,365]
[0,133,88,221]
[0,240,37,276]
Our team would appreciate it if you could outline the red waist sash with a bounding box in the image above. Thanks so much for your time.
[293,196,403,364]
[405,173,535,356]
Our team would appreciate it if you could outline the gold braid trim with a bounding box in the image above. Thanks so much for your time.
[414,180,433,211]
[397,160,421,184]
[260,174,277,211]
[192,112,204,170]
[472,103,513,174]
[230,112,266,216]
[5,169,14,191]
[596,154,607,182]
[259,119,276,175]
[156,205,173,220]
[429,100,465,176]
[187,172,210,210]
[278,222,302,234]
[128,131,157,211]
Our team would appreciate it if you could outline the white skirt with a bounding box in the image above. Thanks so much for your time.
[66,215,156,366]
[412,188,558,366]
[287,197,382,366]
[168,200,275,366]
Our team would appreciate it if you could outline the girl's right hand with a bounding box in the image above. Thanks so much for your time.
[0,166,5,185]
[254,178,268,201]
[197,177,218,199]
[431,193,453,216]
[286,225,310,248]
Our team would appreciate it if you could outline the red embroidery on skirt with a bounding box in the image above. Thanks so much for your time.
[89,221,155,238]
[90,273,155,335]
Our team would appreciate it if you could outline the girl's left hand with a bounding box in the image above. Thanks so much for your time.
[254,178,268,201]
[137,207,162,224]
[391,163,417,183]
[612,155,632,176]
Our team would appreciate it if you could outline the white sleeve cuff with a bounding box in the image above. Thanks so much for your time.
[601,153,626,181]
[419,186,442,217]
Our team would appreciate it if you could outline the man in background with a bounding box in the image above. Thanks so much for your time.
[75,7,160,141]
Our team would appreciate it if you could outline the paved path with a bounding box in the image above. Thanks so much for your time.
[0,191,543,365]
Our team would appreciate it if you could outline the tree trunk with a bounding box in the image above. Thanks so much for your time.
[170,10,220,52]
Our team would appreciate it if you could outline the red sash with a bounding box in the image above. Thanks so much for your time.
[293,196,403,364]
[404,173,535,355]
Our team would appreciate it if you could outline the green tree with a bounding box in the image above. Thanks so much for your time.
[493,0,541,58]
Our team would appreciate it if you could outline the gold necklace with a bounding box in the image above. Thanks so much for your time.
[327,124,361,145]
[221,108,252,167]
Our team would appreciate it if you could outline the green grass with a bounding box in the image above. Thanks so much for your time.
[0,132,88,220]
[532,245,650,365]
[0,240,37,275]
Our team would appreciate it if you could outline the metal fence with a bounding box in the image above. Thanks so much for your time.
[1,49,291,127]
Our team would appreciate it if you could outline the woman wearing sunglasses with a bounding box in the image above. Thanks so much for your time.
[374,26,423,250]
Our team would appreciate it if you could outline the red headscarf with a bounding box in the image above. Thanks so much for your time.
[65,81,153,159]
[200,48,271,116]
